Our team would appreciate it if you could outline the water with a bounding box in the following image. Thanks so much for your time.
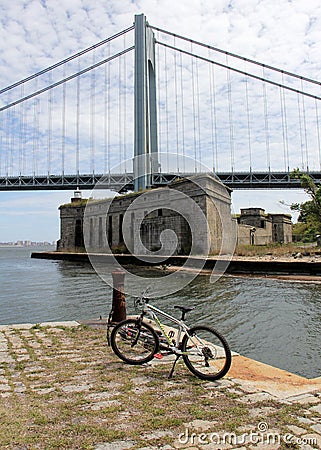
[0,246,320,379]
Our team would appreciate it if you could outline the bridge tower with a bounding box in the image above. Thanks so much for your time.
[134,14,158,191]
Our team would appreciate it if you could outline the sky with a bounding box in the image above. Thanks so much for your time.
[1,0,320,242]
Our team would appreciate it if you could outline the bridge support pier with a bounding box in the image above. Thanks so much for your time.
[134,14,158,191]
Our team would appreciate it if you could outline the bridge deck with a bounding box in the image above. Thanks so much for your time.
[0,172,320,191]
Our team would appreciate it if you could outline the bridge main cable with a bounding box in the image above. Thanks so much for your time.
[0,46,135,112]
[156,41,321,101]
[150,25,321,88]
[0,25,135,95]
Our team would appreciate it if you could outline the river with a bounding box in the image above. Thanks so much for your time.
[0,246,320,379]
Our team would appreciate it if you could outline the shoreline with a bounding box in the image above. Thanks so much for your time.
[31,251,321,281]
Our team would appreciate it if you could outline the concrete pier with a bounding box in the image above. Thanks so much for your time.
[0,320,320,449]
[31,251,321,278]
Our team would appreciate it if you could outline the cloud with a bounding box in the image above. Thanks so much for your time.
[0,0,320,239]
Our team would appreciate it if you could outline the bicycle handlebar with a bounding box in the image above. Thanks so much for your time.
[134,295,149,308]
[134,286,152,308]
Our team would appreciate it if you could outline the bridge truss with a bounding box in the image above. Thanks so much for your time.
[1,171,321,191]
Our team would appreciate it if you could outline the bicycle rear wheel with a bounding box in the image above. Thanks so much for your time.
[110,319,159,365]
[182,325,231,380]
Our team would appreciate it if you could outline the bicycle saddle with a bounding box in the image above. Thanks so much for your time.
[174,306,194,313]
[174,305,195,320]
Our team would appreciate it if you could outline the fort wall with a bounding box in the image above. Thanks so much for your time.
[57,175,292,254]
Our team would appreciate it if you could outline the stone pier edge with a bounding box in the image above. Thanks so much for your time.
[31,251,321,278]
[1,319,320,402]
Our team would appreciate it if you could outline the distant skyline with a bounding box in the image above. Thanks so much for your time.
[0,0,316,241]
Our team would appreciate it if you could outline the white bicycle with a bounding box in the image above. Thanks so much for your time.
[109,293,231,381]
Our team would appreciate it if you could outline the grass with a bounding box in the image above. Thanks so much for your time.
[234,242,319,257]
[0,325,318,449]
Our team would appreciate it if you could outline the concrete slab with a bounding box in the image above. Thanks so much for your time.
[40,321,80,328]
[229,355,321,399]
[0,321,80,331]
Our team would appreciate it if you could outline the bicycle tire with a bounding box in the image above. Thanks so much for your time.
[182,325,231,380]
[110,319,160,365]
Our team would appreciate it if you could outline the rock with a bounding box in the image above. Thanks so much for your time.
[95,441,136,450]
[287,424,307,435]
[310,404,321,414]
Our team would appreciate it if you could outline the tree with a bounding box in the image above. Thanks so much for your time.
[290,169,321,241]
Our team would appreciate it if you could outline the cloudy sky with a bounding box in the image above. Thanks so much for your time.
[1,0,320,242]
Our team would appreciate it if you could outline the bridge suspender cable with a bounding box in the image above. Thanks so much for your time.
[209,56,218,172]
[196,56,201,170]
[9,105,14,177]
[123,33,127,172]
[104,54,108,174]
[244,60,252,173]
[262,67,270,172]
[107,42,111,176]
[280,84,287,172]
[301,79,309,171]
[164,44,169,169]
[315,98,321,171]
[156,31,162,159]
[19,85,24,175]
[297,94,305,170]
[191,43,197,172]
[0,134,2,176]
[47,70,53,176]
[32,81,38,176]
[179,52,186,172]
[226,54,235,173]
[90,51,96,175]
[208,57,214,172]
[61,66,66,176]
[280,73,290,172]
[76,59,80,176]
[173,37,179,171]
[118,51,122,170]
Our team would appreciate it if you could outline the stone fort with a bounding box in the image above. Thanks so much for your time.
[57,174,292,254]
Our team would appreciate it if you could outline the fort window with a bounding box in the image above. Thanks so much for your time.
[108,216,113,246]
[89,218,93,247]
[130,213,135,245]
[98,217,103,247]
[119,214,124,244]
[158,209,163,217]
[273,223,278,241]
[75,219,84,248]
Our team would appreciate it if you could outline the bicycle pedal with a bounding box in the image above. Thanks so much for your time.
[153,353,164,359]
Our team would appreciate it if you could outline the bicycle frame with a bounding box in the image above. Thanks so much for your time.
[138,301,195,356]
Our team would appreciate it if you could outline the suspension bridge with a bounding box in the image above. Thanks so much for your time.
[1,14,321,192]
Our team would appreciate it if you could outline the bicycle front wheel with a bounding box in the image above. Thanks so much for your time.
[182,325,231,380]
[110,319,159,365]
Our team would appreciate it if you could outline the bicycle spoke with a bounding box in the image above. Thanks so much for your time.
[110,319,159,365]
[182,325,231,380]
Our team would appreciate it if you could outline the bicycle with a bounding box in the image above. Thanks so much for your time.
[108,293,232,381]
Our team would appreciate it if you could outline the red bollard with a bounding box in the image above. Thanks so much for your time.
[111,269,126,323]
